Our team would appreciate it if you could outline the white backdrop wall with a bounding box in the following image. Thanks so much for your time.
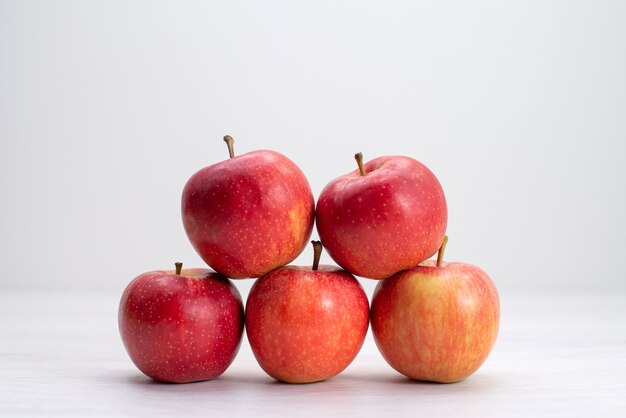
[1,0,625,294]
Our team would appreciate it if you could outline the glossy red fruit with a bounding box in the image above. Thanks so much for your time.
[371,237,500,383]
[182,136,315,279]
[316,153,447,280]
[119,264,244,383]
[245,242,370,383]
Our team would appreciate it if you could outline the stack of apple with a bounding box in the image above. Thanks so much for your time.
[119,136,500,384]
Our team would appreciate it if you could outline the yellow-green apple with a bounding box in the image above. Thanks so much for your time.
[371,237,500,383]
[245,241,370,383]
[316,152,447,280]
[182,135,315,279]
[118,263,244,383]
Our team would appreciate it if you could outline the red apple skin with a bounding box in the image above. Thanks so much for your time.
[371,261,499,383]
[182,150,315,279]
[118,268,244,383]
[316,156,447,280]
[245,265,370,383]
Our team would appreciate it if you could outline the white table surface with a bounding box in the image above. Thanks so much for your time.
[1,290,625,417]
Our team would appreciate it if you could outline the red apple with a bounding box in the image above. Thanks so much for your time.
[245,241,370,383]
[316,152,447,280]
[118,263,244,383]
[371,237,500,383]
[182,135,315,279]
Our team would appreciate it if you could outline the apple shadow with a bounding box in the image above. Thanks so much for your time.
[335,369,506,391]
[386,372,509,394]
[100,369,269,388]
[99,368,506,397]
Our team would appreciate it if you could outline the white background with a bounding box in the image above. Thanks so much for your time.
[1,1,625,294]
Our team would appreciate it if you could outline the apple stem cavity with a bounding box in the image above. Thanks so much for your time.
[311,240,323,271]
[436,236,449,267]
[223,135,235,159]
[354,152,366,176]
[175,262,183,275]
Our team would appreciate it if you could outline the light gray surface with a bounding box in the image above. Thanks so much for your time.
[1,1,626,293]
[1,290,625,417]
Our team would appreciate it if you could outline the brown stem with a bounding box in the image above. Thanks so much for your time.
[175,262,183,275]
[436,236,449,267]
[354,152,366,176]
[223,135,235,158]
[311,241,322,271]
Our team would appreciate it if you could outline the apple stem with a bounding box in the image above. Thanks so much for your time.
[311,240,322,271]
[354,152,366,176]
[436,236,449,267]
[175,262,183,275]
[223,135,235,158]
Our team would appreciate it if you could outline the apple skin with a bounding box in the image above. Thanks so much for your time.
[182,150,315,279]
[118,268,244,383]
[245,265,370,383]
[371,260,499,383]
[316,156,447,280]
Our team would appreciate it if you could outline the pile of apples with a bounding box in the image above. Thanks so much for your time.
[119,136,500,384]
